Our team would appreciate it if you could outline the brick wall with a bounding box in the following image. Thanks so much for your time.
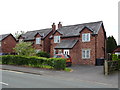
[79,28,96,65]
[96,25,106,59]
[1,35,16,53]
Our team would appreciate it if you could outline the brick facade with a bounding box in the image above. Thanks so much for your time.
[0,34,16,54]
[50,22,106,65]
[18,29,52,53]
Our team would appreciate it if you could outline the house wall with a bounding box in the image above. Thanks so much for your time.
[96,26,106,59]
[79,28,96,65]
[50,26,106,65]
[50,31,62,56]
[18,31,52,53]
[33,34,43,51]
[43,31,53,53]
[69,41,80,64]
[0,35,16,54]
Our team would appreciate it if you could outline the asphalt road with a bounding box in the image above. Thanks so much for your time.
[1,70,117,88]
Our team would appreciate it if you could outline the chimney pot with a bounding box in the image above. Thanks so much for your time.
[58,22,62,28]
[52,22,56,31]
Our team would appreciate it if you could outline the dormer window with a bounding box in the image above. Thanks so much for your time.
[54,36,60,43]
[82,33,90,42]
[36,37,41,44]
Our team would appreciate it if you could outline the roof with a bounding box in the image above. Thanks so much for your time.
[113,45,120,52]
[55,39,78,49]
[55,21,103,37]
[0,33,11,41]
[20,28,52,40]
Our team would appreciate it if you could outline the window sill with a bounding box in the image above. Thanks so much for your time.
[82,41,90,43]
[82,58,90,59]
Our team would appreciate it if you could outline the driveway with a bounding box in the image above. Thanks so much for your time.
[44,65,118,88]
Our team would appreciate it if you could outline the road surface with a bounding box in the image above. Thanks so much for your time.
[1,70,117,88]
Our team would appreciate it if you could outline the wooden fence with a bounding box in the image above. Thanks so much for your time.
[104,60,120,75]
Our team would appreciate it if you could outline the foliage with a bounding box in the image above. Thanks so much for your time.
[1,55,66,70]
[112,54,118,61]
[107,36,117,53]
[48,58,66,70]
[65,68,72,72]
[14,31,25,39]
[36,51,50,58]
[14,42,36,56]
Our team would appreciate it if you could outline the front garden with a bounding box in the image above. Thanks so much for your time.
[0,55,71,71]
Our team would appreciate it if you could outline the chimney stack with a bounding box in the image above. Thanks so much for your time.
[58,22,62,28]
[52,23,56,31]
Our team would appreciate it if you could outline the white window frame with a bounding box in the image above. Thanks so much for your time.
[82,33,90,42]
[36,37,41,44]
[63,49,69,55]
[54,36,60,43]
[82,49,90,59]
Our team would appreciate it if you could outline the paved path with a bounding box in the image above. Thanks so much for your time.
[1,64,119,88]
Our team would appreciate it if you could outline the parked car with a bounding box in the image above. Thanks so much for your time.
[53,54,72,67]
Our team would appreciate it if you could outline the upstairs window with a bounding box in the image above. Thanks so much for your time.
[36,37,41,44]
[54,36,60,43]
[82,33,90,42]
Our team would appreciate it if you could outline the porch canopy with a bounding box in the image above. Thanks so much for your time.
[55,39,78,49]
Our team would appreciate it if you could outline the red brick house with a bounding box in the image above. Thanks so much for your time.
[0,33,17,55]
[18,28,53,53]
[50,21,106,65]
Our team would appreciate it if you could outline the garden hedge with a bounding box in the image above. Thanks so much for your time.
[0,55,66,70]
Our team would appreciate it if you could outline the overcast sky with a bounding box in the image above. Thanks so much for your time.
[0,0,119,44]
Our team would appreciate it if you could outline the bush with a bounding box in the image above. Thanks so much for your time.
[36,51,50,58]
[1,55,46,66]
[112,54,118,60]
[48,58,66,70]
[0,55,66,70]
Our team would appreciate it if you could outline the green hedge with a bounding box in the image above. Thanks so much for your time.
[112,54,118,61]
[0,55,66,70]
[36,51,50,58]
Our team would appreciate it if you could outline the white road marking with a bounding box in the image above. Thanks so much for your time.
[0,82,8,86]
[2,70,24,74]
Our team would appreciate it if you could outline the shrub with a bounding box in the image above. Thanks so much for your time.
[1,55,66,70]
[48,58,66,70]
[1,55,45,66]
[36,51,50,58]
[112,54,118,60]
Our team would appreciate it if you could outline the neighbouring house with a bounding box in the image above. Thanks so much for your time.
[113,45,120,56]
[50,21,106,65]
[18,28,53,53]
[0,33,17,55]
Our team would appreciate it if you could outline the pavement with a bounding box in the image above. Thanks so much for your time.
[0,64,119,88]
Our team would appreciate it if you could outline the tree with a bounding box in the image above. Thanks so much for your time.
[14,31,25,39]
[14,42,36,56]
[107,36,117,53]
